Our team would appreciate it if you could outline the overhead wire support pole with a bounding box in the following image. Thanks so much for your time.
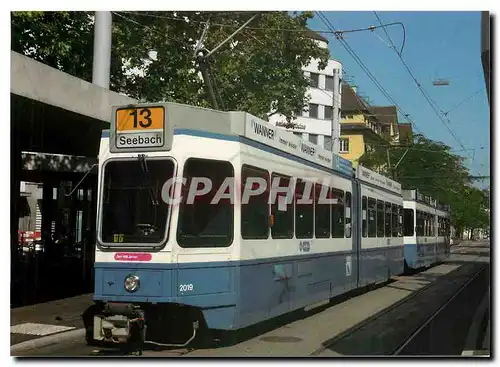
[198,50,220,110]
[196,13,259,110]
[394,148,411,170]
[195,19,219,110]
[204,14,259,59]
[92,11,112,89]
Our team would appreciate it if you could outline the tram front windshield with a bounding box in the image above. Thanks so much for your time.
[100,158,174,245]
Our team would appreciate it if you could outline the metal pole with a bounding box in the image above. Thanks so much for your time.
[198,56,219,110]
[332,68,340,154]
[392,147,410,180]
[92,11,112,89]
[204,14,258,59]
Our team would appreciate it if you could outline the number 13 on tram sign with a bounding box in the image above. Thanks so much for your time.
[115,106,165,149]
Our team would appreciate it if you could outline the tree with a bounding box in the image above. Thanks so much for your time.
[11,11,330,121]
[359,133,488,235]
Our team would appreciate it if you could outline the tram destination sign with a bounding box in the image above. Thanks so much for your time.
[110,104,172,153]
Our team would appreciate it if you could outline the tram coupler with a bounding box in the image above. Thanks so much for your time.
[92,302,146,353]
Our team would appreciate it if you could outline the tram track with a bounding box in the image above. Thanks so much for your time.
[391,265,486,355]
[312,261,488,356]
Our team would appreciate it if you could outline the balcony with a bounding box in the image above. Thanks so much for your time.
[340,115,388,141]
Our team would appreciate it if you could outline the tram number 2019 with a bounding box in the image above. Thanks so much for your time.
[179,284,194,292]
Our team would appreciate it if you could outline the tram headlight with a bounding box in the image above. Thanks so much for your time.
[124,274,140,293]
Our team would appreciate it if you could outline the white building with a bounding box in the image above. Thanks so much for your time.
[268,30,343,154]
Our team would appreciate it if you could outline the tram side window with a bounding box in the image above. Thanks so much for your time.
[398,206,404,237]
[430,215,435,236]
[391,204,398,237]
[425,213,431,236]
[416,211,424,236]
[362,196,368,237]
[331,189,345,238]
[345,192,352,238]
[424,213,429,236]
[315,184,331,238]
[368,198,377,237]
[404,209,414,236]
[385,202,392,237]
[295,179,314,239]
[439,217,446,236]
[241,165,270,240]
[376,200,385,237]
[177,158,234,248]
[421,213,428,236]
[271,173,294,239]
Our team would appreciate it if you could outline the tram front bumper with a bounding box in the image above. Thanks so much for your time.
[91,303,145,344]
[93,315,132,343]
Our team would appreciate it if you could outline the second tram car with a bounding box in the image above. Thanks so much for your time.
[402,190,451,271]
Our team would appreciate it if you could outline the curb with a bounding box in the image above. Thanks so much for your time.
[11,328,85,355]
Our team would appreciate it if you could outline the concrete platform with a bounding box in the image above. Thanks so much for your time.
[11,293,92,347]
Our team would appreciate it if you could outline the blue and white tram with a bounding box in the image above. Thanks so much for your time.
[357,166,404,285]
[435,204,452,262]
[402,190,450,271]
[86,102,405,346]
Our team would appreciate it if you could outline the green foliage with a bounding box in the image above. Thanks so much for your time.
[11,11,330,121]
[360,134,489,232]
[12,12,95,82]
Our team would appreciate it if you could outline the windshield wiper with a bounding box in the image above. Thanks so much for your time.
[138,154,159,206]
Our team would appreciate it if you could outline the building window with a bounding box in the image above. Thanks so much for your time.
[309,72,319,88]
[325,75,334,91]
[324,136,332,151]
[309,103,318,118]
[309,134,318,144]
[293,132,302,138]
[324,106,333,120]
[339,138,349,153]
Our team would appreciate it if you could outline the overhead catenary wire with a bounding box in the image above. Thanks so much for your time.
[315,12,423,136]
[363,142,484,154]
[372,11,467,152]
[118,11,406,40]
[114,11,368,121]
[112,11,190,48]
[443,87,486,116]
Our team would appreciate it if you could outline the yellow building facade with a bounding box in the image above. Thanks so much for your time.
[338,84,404,168]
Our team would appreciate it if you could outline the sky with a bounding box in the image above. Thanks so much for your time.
[308,11,490,189]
